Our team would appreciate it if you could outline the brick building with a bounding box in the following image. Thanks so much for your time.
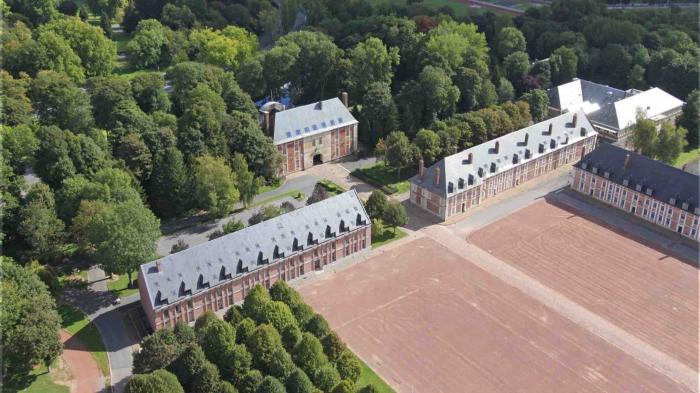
[410,110,598,221]
[548,79,684,143]
[139,191,371,330]
[572,143,699,242]
[265,93,359,175]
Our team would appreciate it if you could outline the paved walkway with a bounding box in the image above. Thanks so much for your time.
[60,330,103,393]
[63,268,141,393]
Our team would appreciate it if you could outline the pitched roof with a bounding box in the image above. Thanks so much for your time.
[140,190,370,310]
[273,98,357,145]
[548,80,684,133]
[548,79,628,114]
[411,110,596,198]
[574,143,699,214]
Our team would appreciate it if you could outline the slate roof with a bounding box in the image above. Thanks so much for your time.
[140,190,370,310]
[548,79,628,114]
[273,98,357,145]
[411,110,596,198]
[548,80,684,133]
[575,143,700,214]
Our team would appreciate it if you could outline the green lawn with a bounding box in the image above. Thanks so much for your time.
[58,305,110,380]
[674,146,700,167]
[371,227,408,248]
[258,179,283,194]
[249,190,305,208]
[318,179,347,195]
[352,162,412,195]
[7,362,69,393]
[107,271,139,298]
[356,357,396,393]
[57,268,89,290]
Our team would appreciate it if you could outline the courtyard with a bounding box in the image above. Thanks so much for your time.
[298,200,698,393]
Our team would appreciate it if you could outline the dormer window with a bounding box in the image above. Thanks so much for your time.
[307,232,315,245]
[550,139,556,149]
[468,174,474,185]
[512,154,519,164]
[197,274,209,289]
[490,162,496,173]
[447,182,454,193]
[458,178,465,189]
[477,167,484,178]
[525,149,531,159]
[356,213,364,226]
[236,259,245,274]
[539,143,545,154]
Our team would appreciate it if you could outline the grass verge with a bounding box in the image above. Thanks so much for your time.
[249,190,304,208]
[3,361,69,393]
[318,179,347,195]
[58,305,110,383]
[674,146,700,167]
[352,162,411,195]
[371,227,408,248]
[106,271,139,298]
[356,357,396,393]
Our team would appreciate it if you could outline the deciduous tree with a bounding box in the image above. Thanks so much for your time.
[125,369,184,393]
[192,155,240,218]
[382,202,408,234]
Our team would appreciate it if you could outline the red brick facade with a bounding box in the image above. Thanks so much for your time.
[141,226,371,330]
[571,167,700,242]
[411,136,597,220]
[277,124,356,175]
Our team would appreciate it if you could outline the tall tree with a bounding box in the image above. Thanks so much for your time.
[656,123,687,164]
[630,117,658,158]
[148,147,189,218]
[77,199,161,286]
[347,37,399,101]
[125,19,172,70]
[18,184,65,262]
[125,369,184,393]
[549,46,578,85]
[1,258,62,377]
[231,153,262,208]
[382,202,408,234]
[678,90,699,148]
[414,129,442,165]
[384,131,417,179]
[494,27,526,60]
[359,82,399,146]
[191,155,240,217]
[30,71,94,131]
[0,71,34,127]
[523,89,550,122]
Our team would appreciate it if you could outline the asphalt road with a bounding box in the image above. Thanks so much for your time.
[157,174,320,256]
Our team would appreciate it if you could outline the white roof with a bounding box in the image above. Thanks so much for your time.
[613,88,685,130]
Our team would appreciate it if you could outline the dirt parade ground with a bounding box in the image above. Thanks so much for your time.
[299,201,698,393]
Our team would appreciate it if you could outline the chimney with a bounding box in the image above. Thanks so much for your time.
[468,152,473,163]
[524,133,529,145]
[155,261,162,272]
[418,159,425,178]
[580,146,587,161]
[548,123,553,134]
[263,111,271,134]
[494,141,500,154]
[341,92,349,108]
[624,153,630,169]
[682,163,688,171]
[434,167,440,187]
[572,113,578,128]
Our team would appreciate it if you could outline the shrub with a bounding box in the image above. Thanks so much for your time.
[126,369,184,393]
[242,284,271,322]
[335,350,361,383]
[285,368,315,393]
[357,385,380,393]
[239,369,264,393]
[321,331,347,363]
[168,344,207,390]
[170,239,189,253]
[246,324,284,374]
[173,322,196,346]
[224,305,244,325]
[280,201,295,213]
[194,311,219,333]
[269,280,302,305]
[331,380,355,393]
[198,319,237,369]
[281,324,302,352]
[133,329,182,374]
[267,346,296,380]
[220,343,252,385]
[235,318,257,345]
[256,376,286,393]
[209,230,224,240]
[305,313,330,338]
[312,364,341,392]
[223,219,245,234]
[261,300,298,333]
[191,361,222,393]
[293,332,329,376]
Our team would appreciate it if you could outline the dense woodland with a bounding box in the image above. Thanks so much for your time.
[1,0,698,387]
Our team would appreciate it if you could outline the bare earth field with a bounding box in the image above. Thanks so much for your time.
[469,200,699,370]
[299,235,694,393]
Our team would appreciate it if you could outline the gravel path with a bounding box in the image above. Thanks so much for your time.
[60,330,103,393]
